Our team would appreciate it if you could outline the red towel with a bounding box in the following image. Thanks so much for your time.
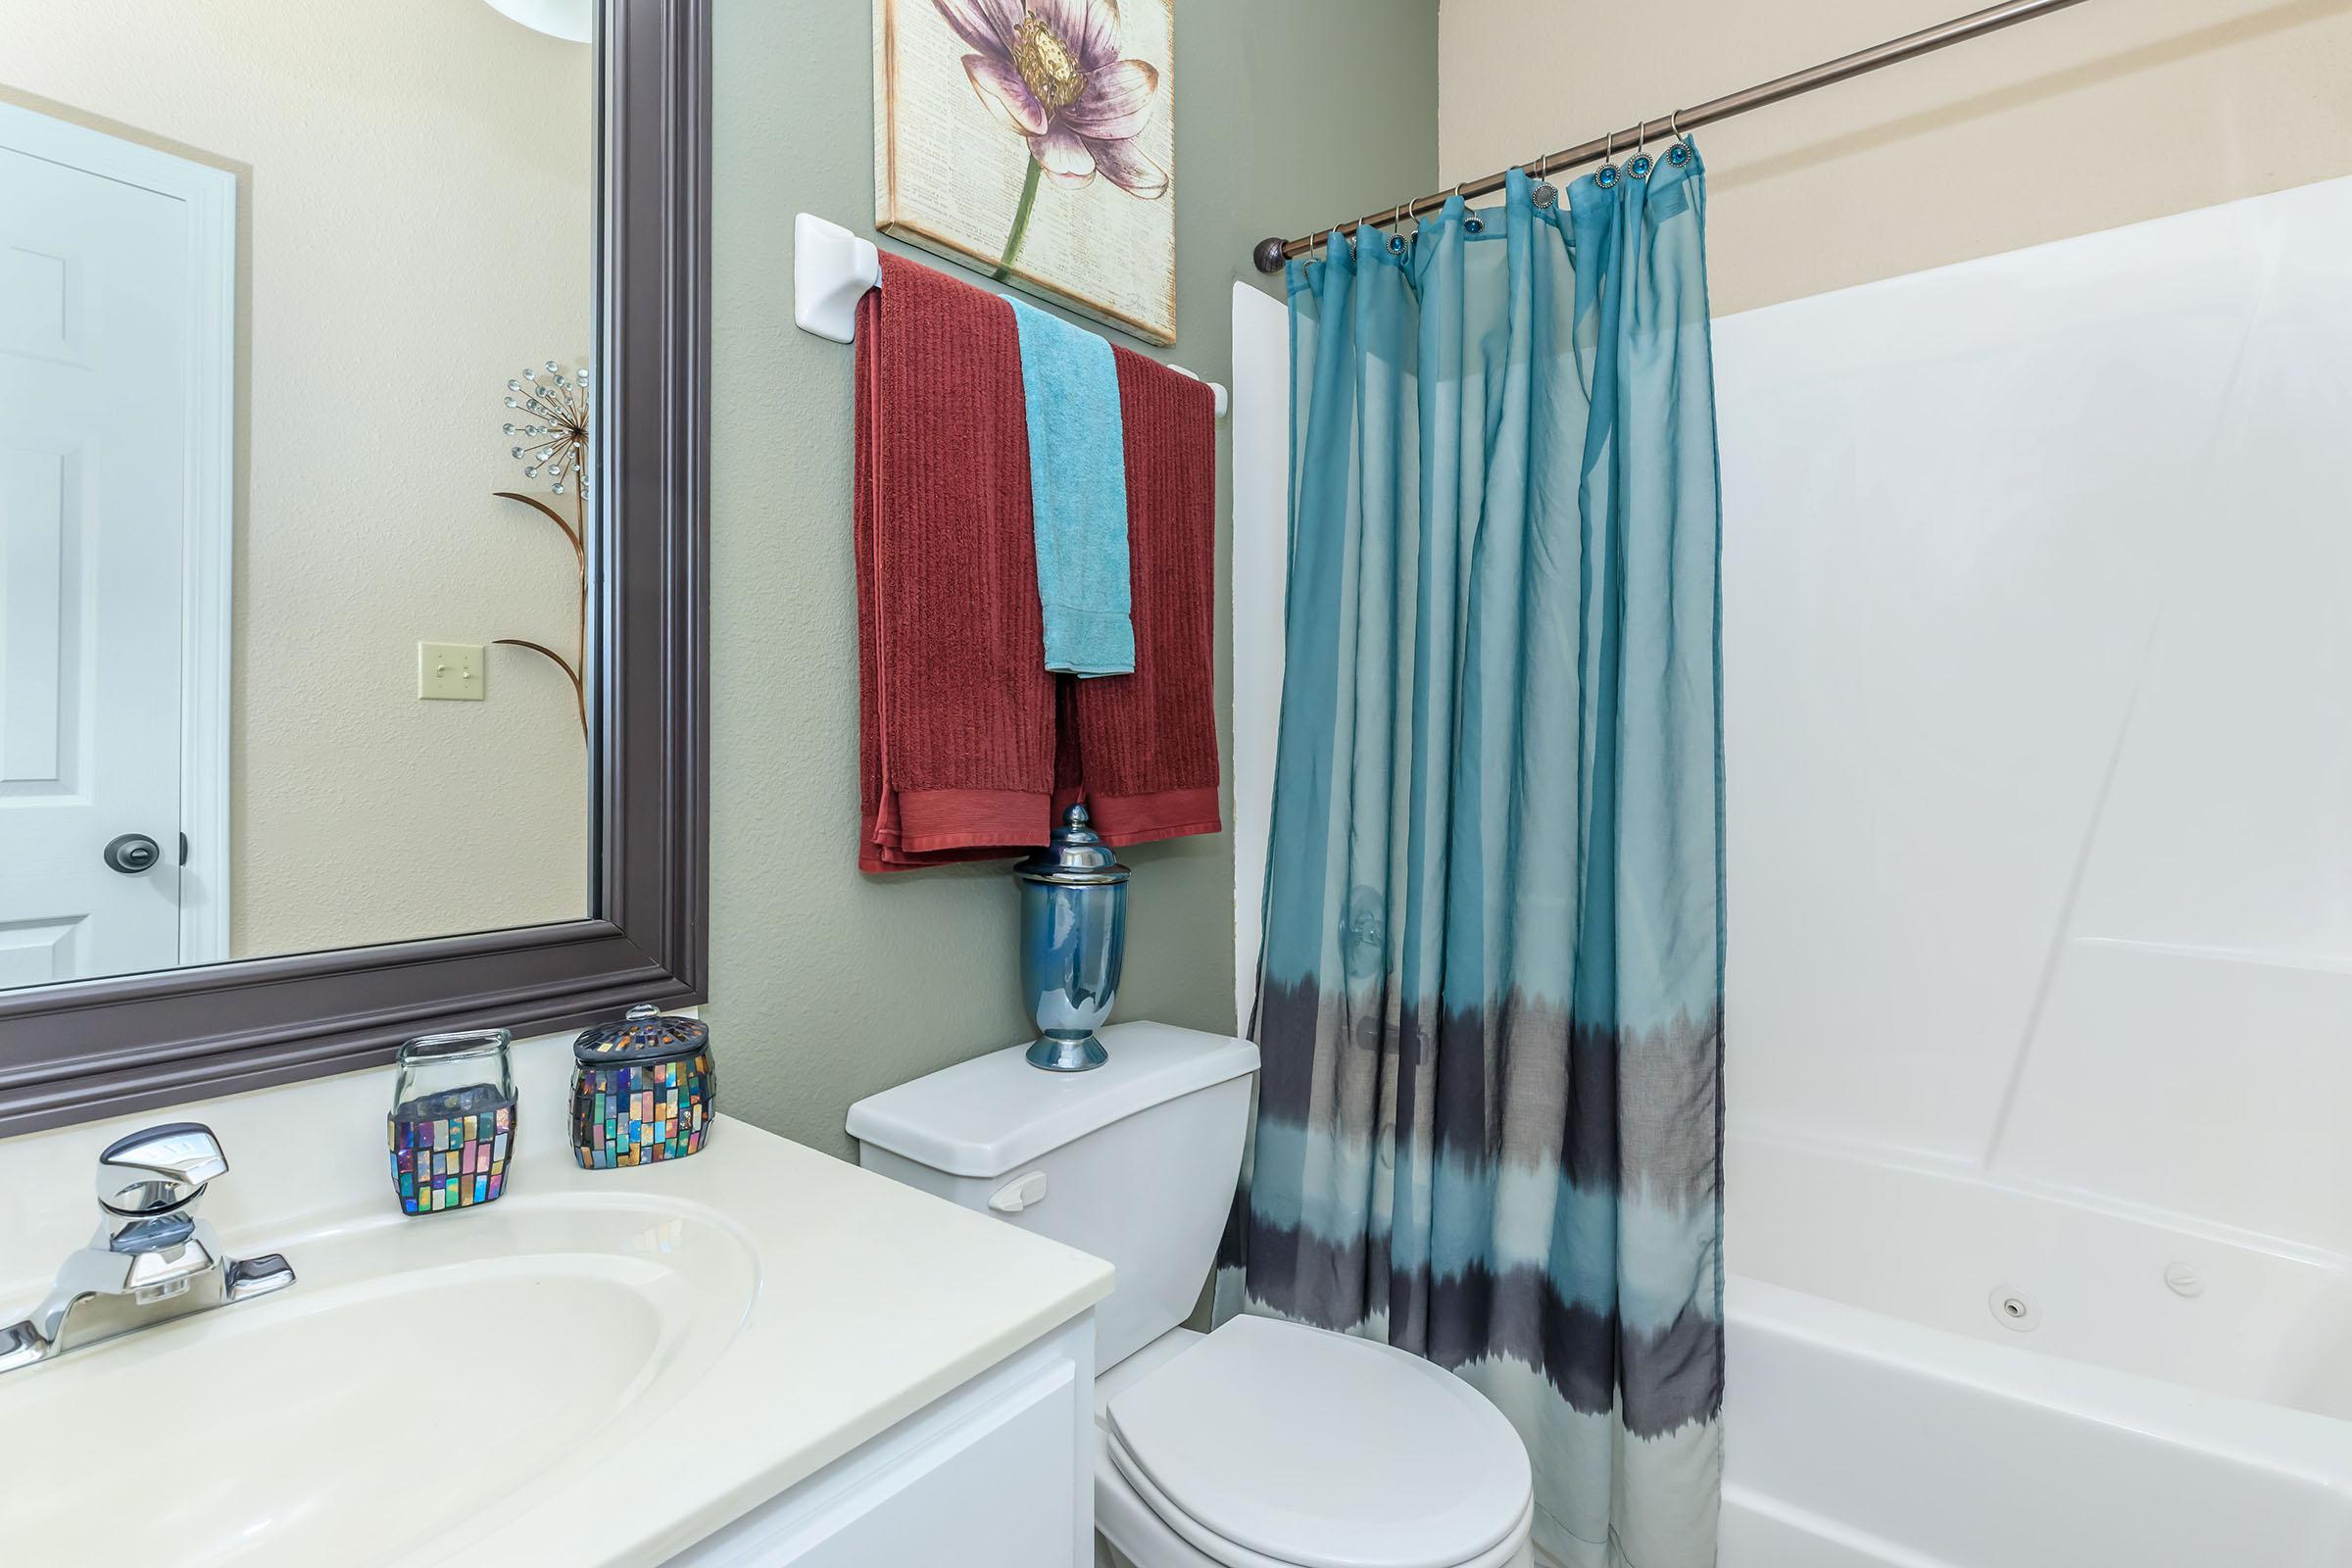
[856,255,1220,870]
[857,254,1055,871]
[1062,347,1222,845]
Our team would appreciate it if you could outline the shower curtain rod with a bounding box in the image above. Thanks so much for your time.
[1250,0,2098,272]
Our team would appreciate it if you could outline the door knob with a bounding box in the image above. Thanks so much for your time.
[103,834,162,874]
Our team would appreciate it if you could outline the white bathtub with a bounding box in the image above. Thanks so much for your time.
[1721,1136,2352,1567]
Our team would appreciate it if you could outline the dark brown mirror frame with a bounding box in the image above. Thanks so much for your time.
[0,0,710,1138]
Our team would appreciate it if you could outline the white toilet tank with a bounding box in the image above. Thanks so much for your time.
[848,1021,1258,1371]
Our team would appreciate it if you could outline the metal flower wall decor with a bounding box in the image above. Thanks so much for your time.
[875,0,1177,343]
[493,362,589,739]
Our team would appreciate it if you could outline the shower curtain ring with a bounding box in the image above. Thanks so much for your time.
[1532,150,1559,209]
[1667,109,1693,168]
[1456,179,1486,233]
[1630,118,1655,180]
[1596,127,1621,189]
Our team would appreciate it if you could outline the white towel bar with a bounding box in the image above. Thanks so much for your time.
[792,213,1229,419]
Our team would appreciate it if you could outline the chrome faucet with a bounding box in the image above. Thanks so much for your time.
[1,1122,295,1375]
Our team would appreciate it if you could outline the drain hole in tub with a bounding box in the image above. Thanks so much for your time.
[1988,1285,2039,1332]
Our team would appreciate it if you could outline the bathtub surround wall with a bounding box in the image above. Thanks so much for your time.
[1715,175,2352,1259]
[1227,281,1291,1030]
[709,1,1437,1155]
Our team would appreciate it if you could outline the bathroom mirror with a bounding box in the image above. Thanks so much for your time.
[2,3,596,987]
[0,0,708,1134]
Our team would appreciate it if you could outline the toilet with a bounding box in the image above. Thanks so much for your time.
[848,1021,1537,1568]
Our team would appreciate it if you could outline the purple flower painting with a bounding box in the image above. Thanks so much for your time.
[931,0,1168,279]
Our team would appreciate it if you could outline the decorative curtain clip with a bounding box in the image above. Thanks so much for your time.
[1456,180,1485,233]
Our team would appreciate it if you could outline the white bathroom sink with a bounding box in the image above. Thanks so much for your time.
[0,1195,758,1567]
[0,1078,1110,1568]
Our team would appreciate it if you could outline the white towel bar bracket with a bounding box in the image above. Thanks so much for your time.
[792,214,1229,419]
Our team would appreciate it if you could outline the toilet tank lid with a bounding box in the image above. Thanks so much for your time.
[847,1021,1259,1178]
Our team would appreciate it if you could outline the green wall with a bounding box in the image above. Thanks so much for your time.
[707,0,1438,1157]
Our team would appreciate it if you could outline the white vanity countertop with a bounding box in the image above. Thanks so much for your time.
[466,1119,1114,1565]
[0,1029,1114,1567]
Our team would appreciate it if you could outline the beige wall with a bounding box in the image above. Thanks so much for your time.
[709,0,1439,1155]
[1,0,591,959]
[1441,0,2352,317]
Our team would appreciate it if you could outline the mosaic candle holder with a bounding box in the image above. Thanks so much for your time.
[569,1004,715,1170]
[388,1089,514,1214]
[388,1029,517,1216]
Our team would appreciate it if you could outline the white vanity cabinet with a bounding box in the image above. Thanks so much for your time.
[672,1316,1096,1567]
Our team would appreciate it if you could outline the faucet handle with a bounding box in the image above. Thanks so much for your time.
[97,1122,228,1218]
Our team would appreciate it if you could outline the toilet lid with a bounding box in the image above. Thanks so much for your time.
[1105,1316,1533,1568]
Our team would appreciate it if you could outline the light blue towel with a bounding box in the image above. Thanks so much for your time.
[1007,297,1134,677]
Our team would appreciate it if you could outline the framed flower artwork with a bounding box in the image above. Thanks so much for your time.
[874,0,1176,345]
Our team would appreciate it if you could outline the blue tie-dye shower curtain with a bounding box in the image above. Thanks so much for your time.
[1217,153,1724,1567]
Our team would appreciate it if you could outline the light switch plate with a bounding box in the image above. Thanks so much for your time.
[417,641,486,701]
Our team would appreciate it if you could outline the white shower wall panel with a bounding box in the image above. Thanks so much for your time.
[1716,174,2352,1256]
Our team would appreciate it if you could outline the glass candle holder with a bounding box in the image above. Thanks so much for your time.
[388,1029,516,1215]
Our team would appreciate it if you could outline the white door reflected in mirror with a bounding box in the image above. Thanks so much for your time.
[0,106,231,988]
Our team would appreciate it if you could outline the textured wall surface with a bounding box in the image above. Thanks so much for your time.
[0,0,592,960]
[708,0,1438,1156]
[1439,0,2352,317]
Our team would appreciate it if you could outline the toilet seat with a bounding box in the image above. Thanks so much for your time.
[1105,1436,1536,1568]
[1102,1316,1534,1568]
